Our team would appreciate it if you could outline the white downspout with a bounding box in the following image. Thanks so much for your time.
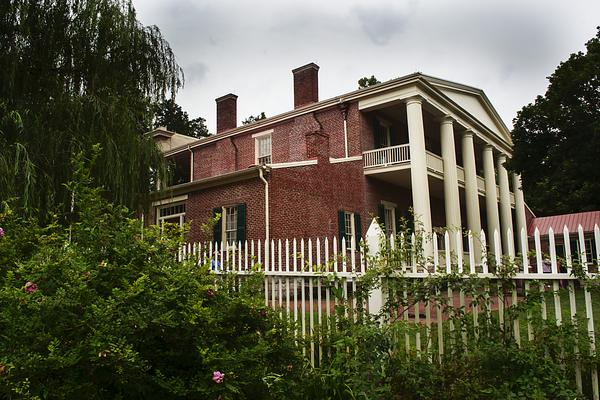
[340,100,349,158]
[259,166,270,268]
[343,118,349,158]
[187,145,194,181]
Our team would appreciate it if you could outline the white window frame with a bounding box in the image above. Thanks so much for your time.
[156,202,186,226]
[381,201,397,237]
[221,205,239,245]
[578,238,595,264]
[253,129,273,166]
[344,211,355,249]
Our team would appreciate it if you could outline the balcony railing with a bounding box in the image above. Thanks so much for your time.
[363,144,410,168]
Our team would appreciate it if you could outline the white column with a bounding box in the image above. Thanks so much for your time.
[462,130,482,258]
[497,154,514,255]
[440,116,461,252]
[406,96,433,256]
[513,173,528,254]
[483,145,501,254]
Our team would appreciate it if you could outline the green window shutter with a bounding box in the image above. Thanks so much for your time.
[338,210,346,247]
[213,207,222,245]
[236,203,247,243]
[378,204,386,231]
[354,213,362,245]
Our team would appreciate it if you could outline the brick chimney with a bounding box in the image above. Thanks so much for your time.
[216,93,237,133]
[292,63,319,109]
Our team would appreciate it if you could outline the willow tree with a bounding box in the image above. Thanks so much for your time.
[0,0,183,219]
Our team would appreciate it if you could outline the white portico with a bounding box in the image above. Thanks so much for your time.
[358,74,527,257]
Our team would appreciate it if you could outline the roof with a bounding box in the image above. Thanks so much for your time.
[162,71,512,157]
[528,211,600,236]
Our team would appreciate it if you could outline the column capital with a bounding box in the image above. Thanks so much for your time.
[440,115,454,125]
[405,95,423,106]
[483,144,494,152]
[462,129,475,139]
[497,153,508,164]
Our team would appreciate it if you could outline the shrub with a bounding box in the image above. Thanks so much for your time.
[0,149,301,399]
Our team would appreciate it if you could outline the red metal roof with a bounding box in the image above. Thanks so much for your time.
[528,211,600,236]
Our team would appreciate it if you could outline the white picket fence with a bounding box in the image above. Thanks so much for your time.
[179,221,600,399]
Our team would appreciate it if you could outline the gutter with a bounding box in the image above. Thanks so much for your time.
[152,166,265,199]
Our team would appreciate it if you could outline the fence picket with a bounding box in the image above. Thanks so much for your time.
[177,220,599,380]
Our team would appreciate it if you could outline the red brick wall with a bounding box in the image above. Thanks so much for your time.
[185,178,265,243]
[176,98,453,243]
[269,160,366,240]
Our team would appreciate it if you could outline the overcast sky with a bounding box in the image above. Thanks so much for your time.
[134,0,599,133]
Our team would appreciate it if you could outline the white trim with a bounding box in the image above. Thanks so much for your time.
[251,129,274,138]
[156,202,186,226]
[152,194,188,206]
[268,159,318,169]
[254,131,272,166]
[329,156,362,164]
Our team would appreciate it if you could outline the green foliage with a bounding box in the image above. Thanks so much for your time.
[509,27,600,215]
[358,75,381,89]
[242,112,267,125]
[298,227,589,399]
[0,149,301,399]
[154,99,210,138]
[0,0,183,220]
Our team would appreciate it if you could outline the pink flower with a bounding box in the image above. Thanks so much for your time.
[207,288,215,298]
[24,281,38,293]
[0,227,4,237]
[212,370,225,384]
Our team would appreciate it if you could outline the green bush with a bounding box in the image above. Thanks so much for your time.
[0,149,301,399]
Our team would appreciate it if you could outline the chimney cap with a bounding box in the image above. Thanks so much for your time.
[215,93,238,103]
[292,63,319,74]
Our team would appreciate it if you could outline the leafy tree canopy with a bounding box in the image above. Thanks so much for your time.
[358,75,381,89]
[242,112,267,125]
[509,28,600,215]
[0,0,183,220]
[154,99,209,138]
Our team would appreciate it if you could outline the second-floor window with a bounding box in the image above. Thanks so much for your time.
[254,132,272,165]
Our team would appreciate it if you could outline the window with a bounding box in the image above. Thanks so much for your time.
[344,212,354,245]
[378,202,397,238]
[213,204,247,245]
[374,118,392,149]
[157,203,186,226]
[224,206,238,244]
[338,209,362,250]
[254,131,272,165]
[556,239,597,266]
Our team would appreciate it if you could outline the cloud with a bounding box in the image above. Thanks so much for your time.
[184,62,208,86]
[352,3,415,45]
